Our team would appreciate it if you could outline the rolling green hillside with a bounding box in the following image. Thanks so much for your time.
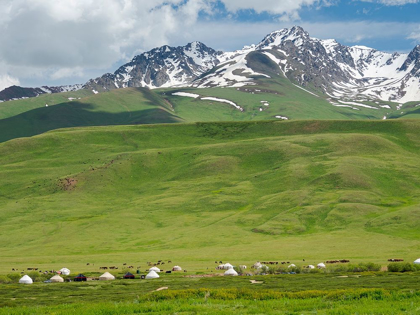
[0,74,396,143]
[1,120,420,272]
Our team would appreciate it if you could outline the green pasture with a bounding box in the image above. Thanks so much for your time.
[1,273,420,313]
[1,120,420,273]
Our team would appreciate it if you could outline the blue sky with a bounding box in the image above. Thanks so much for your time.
[0,0,419,90]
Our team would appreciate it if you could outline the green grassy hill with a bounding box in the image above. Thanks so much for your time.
[1,120,420,272]
[0,75,394,143]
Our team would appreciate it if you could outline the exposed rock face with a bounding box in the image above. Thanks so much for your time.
[84,41,222,92]
[194,26,420,103]
[2,26,420,104]
[0,84,82,102]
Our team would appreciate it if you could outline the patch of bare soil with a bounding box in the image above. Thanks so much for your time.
[58,177,78,191]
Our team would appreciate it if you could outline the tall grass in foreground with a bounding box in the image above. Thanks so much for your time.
[1,289,419,314]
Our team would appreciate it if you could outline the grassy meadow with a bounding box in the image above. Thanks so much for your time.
[1,272,420,313]
[1,120,420,274]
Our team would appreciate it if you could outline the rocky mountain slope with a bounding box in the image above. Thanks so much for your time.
[84,41,222,92]
[194,26,420,106]
[0,84,82,102]
[1,26,420,106]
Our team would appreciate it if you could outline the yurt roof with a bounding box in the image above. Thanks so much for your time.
[224,263,233,267]
[149,267,160,272]
[173,266,182,270]
[50,275,64,282]
[75,273,86,278]
[124,272,134,276]
[317,263,326,268]
[19,275,33,284]
[99,272,115,279]
[288,264,296,268]
[146,271,160,279]
[224,268,238,276]
[414,258,420,264]
[60,268,71,275]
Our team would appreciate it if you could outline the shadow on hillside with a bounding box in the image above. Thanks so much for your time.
[0,101,181,143]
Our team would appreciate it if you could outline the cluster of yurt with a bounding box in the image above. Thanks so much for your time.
[146,266,161,279]
[149,266,161,273]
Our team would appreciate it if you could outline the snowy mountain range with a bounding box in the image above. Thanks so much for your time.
[1,26,420,105]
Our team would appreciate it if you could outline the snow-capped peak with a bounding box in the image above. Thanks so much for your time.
[256,26,309,49]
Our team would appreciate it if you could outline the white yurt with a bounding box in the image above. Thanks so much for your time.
[288,264,296,268]
[414,258,420,265]
[224,263,234,270]
[99,272,115,281]
[253,262,263,269]
[50,275,64,283]
[146,270,160,279]
[224,268,238,276]
[19,275,33,284]
[60,268,70,276]
[317,263,326,269]
[149,266,161,273]
[172,266,182,271]
[307,265,315,269]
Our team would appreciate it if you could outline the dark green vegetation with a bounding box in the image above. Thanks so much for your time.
[1,273,420,314]
[0,71,404,143]
[1,120,420,273]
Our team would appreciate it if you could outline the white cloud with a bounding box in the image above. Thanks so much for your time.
[219,0,330,14]
[0,0,418,89]
[50,67,85,80]
[0,0,211,85]
[408,28,420,43]
[0,75,20,91]
[359,0,419,5]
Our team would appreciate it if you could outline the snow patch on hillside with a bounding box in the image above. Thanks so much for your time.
[201,97,243,111]
[172,92,200,98]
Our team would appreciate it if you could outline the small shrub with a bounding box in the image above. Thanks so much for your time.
[0,275,12,284]
[388,263,419,272]
[7,273,21,282]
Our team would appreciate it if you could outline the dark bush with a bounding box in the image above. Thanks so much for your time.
[388,263,420,272]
